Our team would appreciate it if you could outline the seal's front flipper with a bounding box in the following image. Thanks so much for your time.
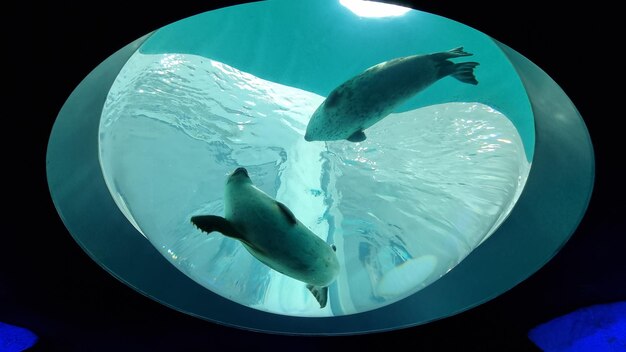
[347,130,366,142]
[306,284,329,308]
[276,201,297,225]
[191,215,244,240]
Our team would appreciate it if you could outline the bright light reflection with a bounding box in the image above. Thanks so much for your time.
[340,0,411,18]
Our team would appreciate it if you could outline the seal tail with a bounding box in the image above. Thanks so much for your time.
[306,284,329,308]
[449,62,479,85]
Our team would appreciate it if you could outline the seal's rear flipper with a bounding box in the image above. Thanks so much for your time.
[347,130,366,142]
[306,284,329,308]
[450,62,479,85]
[432,47,473,60]
[191,215,244,240]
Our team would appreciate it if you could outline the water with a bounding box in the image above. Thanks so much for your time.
[99,51,529,316]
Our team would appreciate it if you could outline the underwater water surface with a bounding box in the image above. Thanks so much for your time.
[99,50,530,316]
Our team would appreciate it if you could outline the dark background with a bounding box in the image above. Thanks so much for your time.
[5,1,624,351]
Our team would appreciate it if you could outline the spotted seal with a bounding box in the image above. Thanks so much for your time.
[191,167,339,308]
[304,47,479,142]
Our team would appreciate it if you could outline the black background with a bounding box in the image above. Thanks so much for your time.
[4,1,625,351]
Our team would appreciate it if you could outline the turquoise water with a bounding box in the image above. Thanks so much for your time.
[99,0,532,316]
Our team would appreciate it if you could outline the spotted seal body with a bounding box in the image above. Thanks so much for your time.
[191,167,339,308]
[304,47,479,142]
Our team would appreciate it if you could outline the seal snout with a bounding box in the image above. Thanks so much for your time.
[304,129,319,142]
[232,167,249,178]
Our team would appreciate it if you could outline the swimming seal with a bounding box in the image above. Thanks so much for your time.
[191,167,339,308]
[304,47,479,142]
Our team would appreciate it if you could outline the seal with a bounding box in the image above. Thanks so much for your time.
[191,167,339,308]
[304,47,479,142]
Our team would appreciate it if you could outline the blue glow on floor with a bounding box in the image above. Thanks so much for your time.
[528,301,626,351]
[0,322,38,352]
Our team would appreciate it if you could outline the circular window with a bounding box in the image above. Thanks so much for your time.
[47,0,593,334]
